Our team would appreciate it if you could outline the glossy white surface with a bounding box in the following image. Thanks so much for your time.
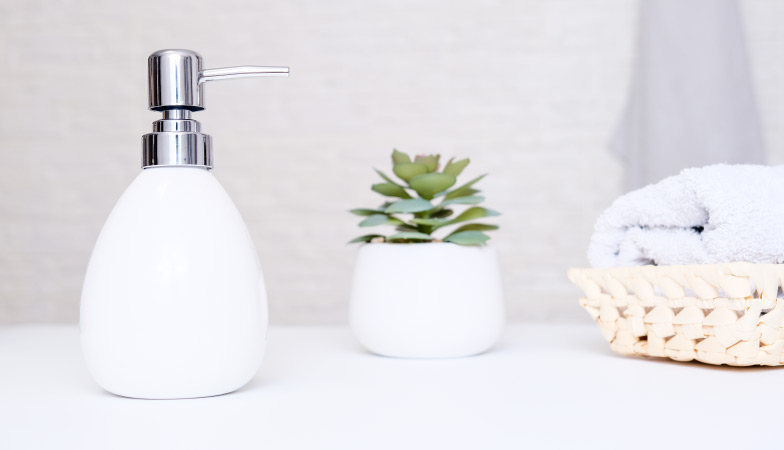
[0,324,779,450]
[80,167,267,399]
[350,243,505,358]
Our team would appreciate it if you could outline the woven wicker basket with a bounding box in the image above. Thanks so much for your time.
[568,263,784,366]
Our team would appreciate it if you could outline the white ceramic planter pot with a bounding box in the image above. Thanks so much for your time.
[349,243,505,358]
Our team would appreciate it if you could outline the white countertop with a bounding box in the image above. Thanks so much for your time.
[1,324,780,450]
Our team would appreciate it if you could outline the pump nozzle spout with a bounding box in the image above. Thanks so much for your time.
[143,49,289,169]
[147,49,289,111]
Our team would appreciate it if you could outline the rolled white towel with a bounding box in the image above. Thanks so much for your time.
[588,164,784,267]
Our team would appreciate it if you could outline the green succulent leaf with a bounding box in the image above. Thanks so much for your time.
[410,218,449,226]
[396,224,420,232]
[374,169,404,187]
[441,188,480,199]
[393,162,429,183]
[359,214,404,227]
[440,195,485,206]
[414,154,440,172]
[348,234,385,244]
[372,183,412,199]
[445,174,486,199]
[431,208,454,218]
[392,149,411,164]
[349,208,384,216]
[449,223,499,233]
[448,206,500,225]
[408,173,457,200]
[385,198,434,214]
[444,231,490,246]
[387,232,434,241]
[443,158,470,177]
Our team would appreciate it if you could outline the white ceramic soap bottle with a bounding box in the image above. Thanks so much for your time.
[81,49,288,399]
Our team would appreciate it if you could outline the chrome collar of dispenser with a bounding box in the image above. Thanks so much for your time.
[142,49,289,169]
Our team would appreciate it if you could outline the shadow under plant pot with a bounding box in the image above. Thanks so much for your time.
[349,242,505,358]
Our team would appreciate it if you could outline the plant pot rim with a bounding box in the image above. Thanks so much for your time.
[358,242,494,247]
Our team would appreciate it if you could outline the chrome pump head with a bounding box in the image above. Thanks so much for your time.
[142,49,289,169]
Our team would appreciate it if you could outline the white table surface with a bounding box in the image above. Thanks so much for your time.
[1,324,781,450]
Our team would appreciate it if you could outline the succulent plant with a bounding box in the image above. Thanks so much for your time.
[349,149,500,246]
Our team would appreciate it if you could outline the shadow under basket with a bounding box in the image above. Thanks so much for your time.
[568,263,784,366]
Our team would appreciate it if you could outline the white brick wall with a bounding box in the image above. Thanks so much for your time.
[1,0,781,324]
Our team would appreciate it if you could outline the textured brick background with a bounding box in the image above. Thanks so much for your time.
[1,0,782,324]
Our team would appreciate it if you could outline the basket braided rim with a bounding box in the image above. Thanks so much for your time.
[568,262,784,366]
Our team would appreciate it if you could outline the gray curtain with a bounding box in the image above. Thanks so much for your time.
[611,0,766,191]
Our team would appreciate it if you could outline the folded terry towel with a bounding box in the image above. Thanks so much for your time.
[588,164,784,267]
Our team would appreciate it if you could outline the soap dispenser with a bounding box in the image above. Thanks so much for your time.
[80,49,288,399]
